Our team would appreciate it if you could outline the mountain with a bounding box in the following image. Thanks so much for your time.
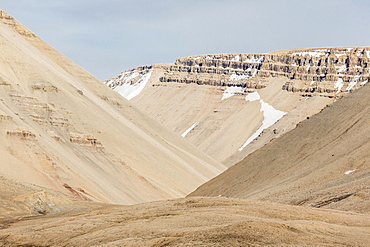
[104,47,370,166]
[190,79,370,213]
[1,9,370,246]
[0,9,226,205]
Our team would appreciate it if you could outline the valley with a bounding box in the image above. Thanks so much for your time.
[0,8,370,246]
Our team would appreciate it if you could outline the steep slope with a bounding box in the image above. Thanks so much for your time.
[0,9,226,205]
[105,47,369,165]
[1,197,370,246]
[190,81,370,213]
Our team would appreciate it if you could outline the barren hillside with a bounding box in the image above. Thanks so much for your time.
[1,196,370,246]
[190,80,370,213]
[0,9,226,205]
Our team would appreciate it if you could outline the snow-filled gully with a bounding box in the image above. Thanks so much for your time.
[238,92,286,151]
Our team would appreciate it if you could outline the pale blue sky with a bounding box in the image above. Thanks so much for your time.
[2,0,369,80]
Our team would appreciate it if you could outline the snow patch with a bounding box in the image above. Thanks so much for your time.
[366,50,370,58]
[222,86,246,100]
[292,50,328,57]
[334,78,344,93]
[346,75,361,91]
[252,69,258,77]
[231,55,240,61]
[337,65,347,73]
[114,70,153,100]
[344,169,356,175]
[239,93,286,151]
[245,92,260,102]
[244,56,264,63]
[356,49,364,56]
[181,122,199,137]
[229,73,251,81]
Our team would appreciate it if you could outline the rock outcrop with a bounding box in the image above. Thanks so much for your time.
[0,9,36,37]
[169,48,369,96]
[106,47,369,98]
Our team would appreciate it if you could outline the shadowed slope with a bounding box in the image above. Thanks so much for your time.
[190,82,370,213]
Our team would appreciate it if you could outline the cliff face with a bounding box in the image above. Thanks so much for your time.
[163,48,369,96]
[105,47,369,165]
[107,48,369,97]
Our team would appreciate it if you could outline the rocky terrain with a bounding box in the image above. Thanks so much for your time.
[105,47,370,165]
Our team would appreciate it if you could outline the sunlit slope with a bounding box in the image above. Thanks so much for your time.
[0,9,226,205]
[129,75,333,164]
[190,83,370,213]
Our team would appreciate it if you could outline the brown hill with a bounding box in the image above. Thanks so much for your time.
[0,9,226,205]
[2,165,368,246]
[190,80,370,213]
[1,197,370,246]
[105,47,370,166]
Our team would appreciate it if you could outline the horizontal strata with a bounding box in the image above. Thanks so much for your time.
[106,47,370,98]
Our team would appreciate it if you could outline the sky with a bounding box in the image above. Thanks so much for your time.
[1,0,369,80]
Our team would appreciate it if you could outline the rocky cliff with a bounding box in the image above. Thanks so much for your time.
[165,48,369,96]
[107,47,369,98]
